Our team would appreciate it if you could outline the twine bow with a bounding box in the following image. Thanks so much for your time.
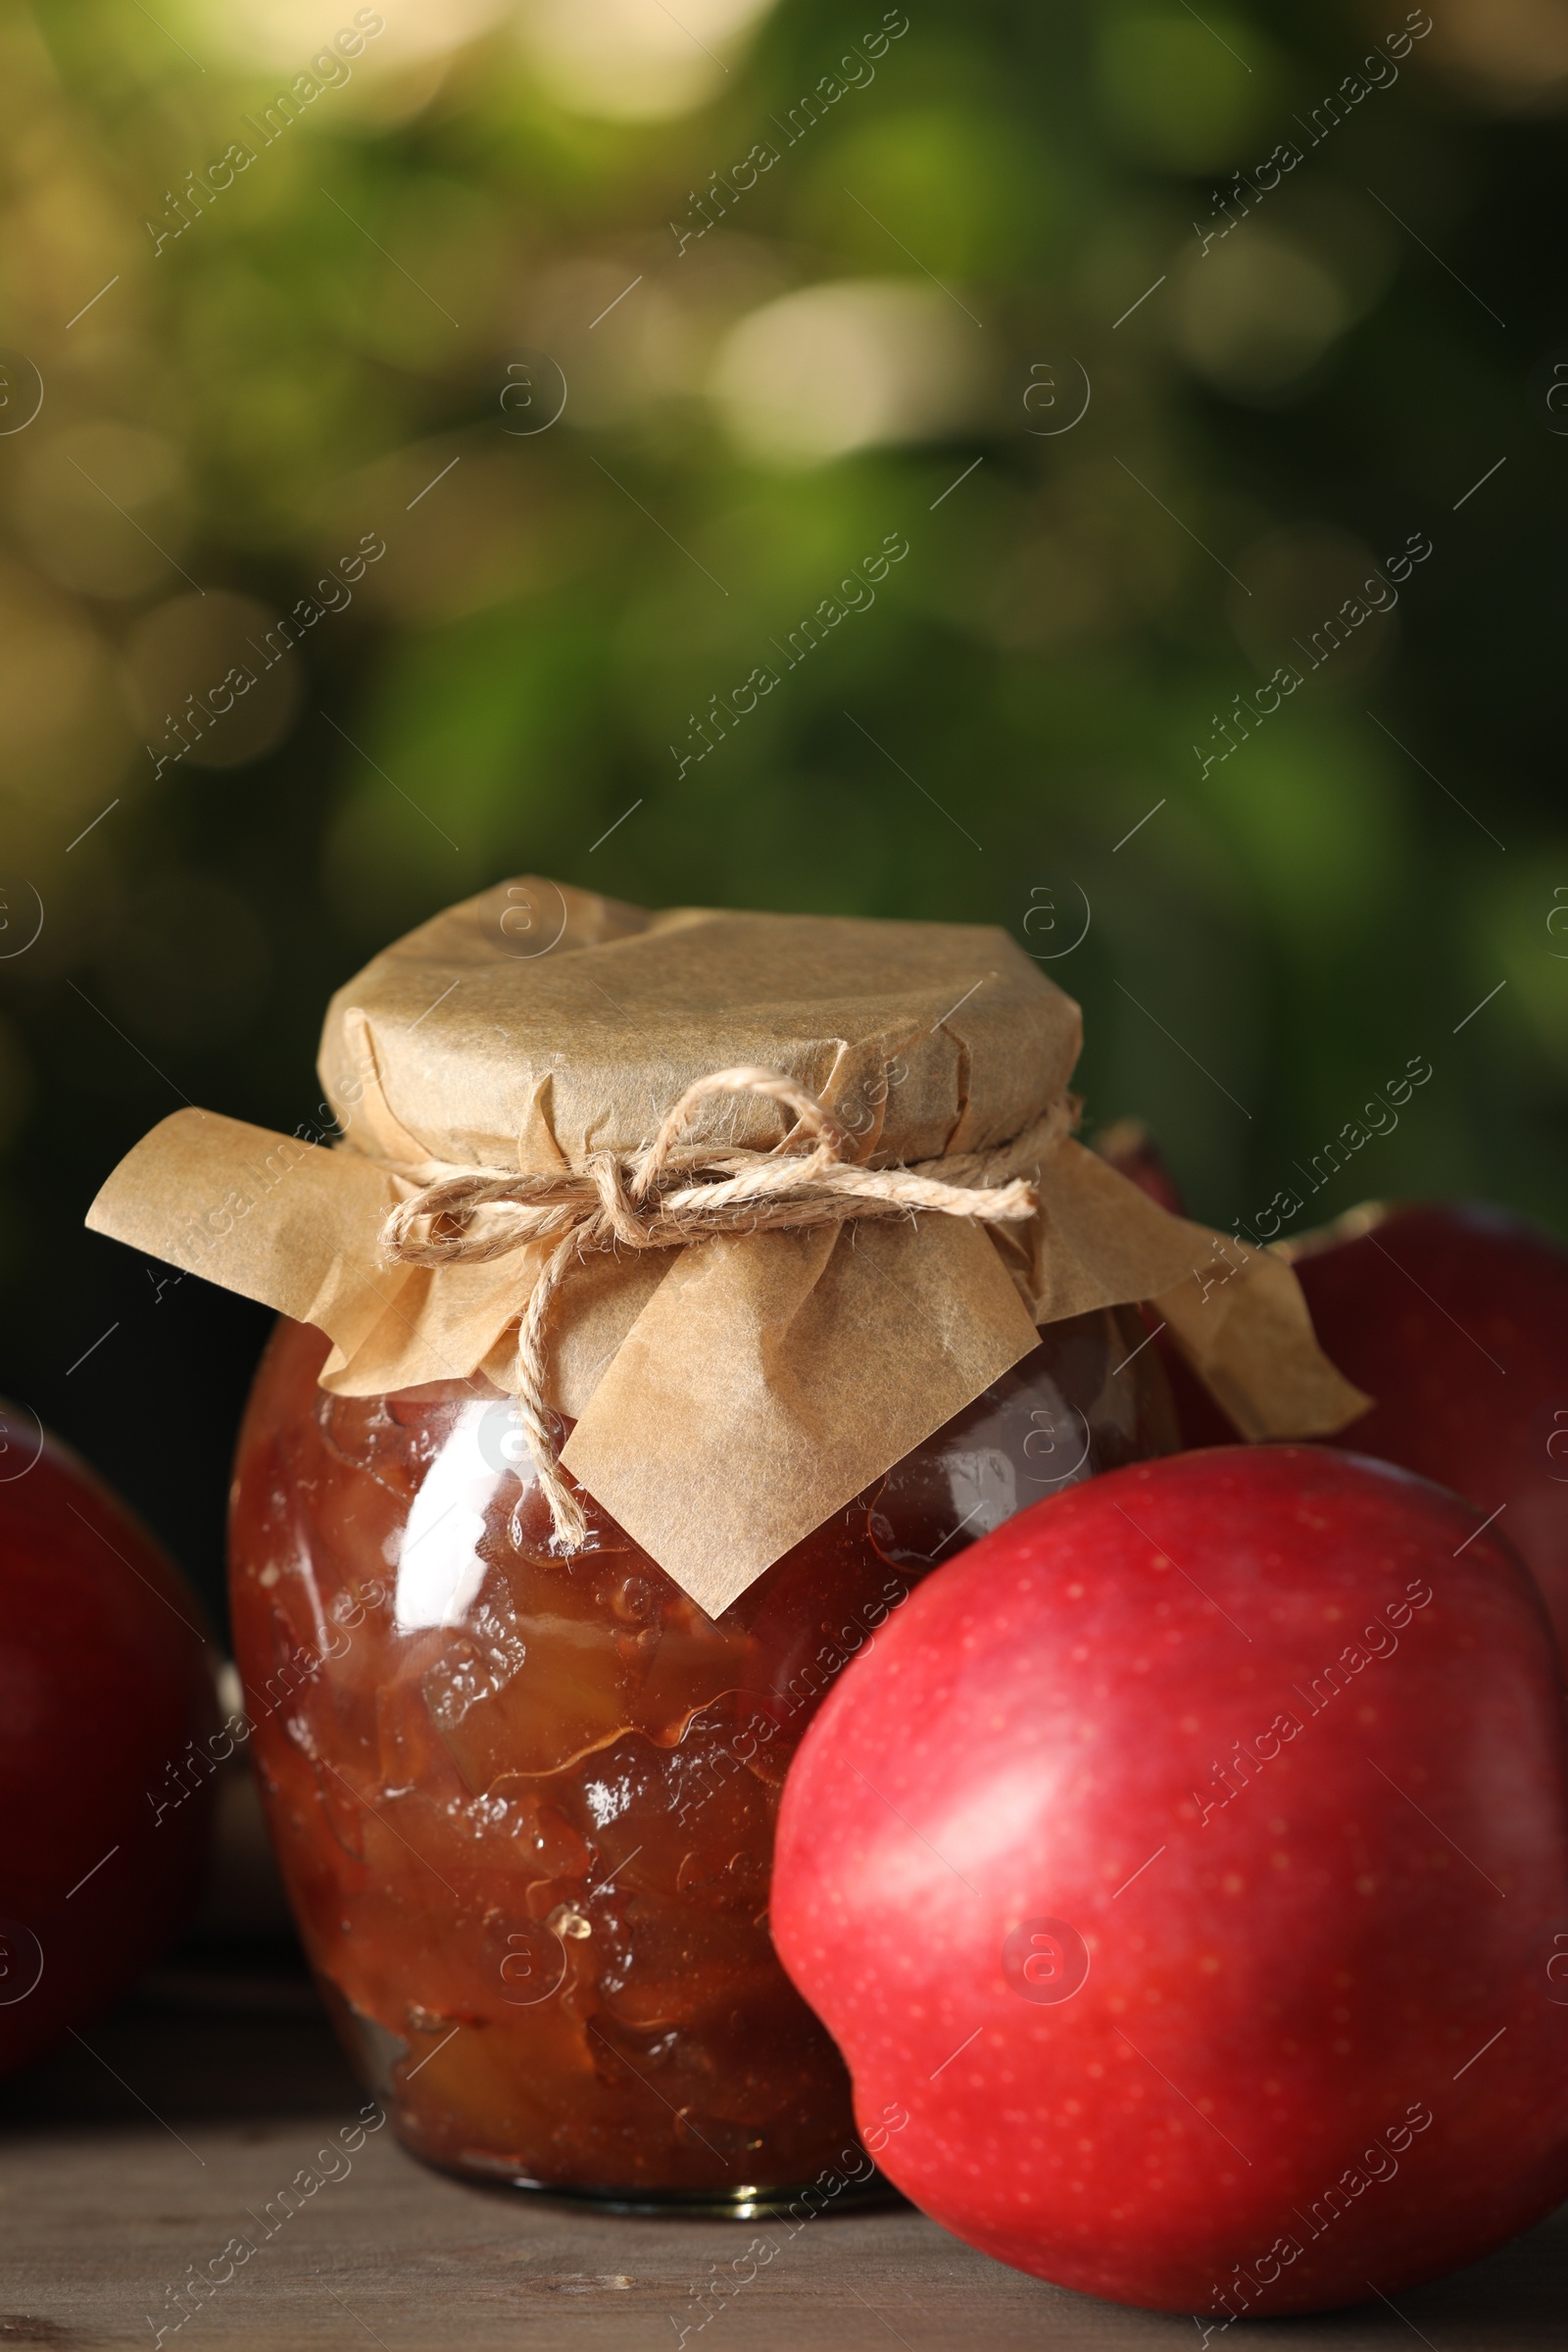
[380,1064,1067,1551]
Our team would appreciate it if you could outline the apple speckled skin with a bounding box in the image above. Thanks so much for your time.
[771,1447,1568,2318]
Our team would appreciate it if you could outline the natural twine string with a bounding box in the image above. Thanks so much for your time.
[379,1064,1071,1551]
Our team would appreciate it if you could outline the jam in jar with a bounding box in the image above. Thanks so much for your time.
[229,1303,1176,2206]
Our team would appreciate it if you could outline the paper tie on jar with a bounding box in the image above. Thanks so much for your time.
[85,877,1369,1617]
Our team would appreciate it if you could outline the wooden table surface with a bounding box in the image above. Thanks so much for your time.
[2,1963,1562,2351]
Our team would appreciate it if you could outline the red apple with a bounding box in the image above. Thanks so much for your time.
[772,1446,1568,2318]
[1284,1203,1568,1660]
[0,1399,220,2076]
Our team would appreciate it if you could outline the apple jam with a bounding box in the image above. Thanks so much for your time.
[229,1304,1175,2204]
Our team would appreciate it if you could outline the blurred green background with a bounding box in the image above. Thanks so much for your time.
[1,0,1564,1621]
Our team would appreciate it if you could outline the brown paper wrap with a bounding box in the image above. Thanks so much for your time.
[86,877,1368,1614]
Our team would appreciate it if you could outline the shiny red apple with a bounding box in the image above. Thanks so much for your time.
[1287,1204,1568,1659]
[772,1446,1568,2317]
[0,1399,220,2076]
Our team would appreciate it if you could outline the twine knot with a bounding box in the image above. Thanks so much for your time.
[380,1064,1063,1553]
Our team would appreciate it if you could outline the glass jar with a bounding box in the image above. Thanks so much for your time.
[229,1304,1175,2208]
